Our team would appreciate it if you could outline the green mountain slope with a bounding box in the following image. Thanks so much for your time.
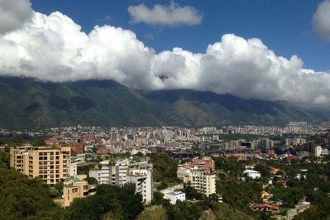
[0,77,325,129]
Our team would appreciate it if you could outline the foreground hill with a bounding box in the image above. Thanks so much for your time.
[0,76,324,129]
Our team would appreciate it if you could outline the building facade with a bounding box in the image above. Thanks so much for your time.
[314,145,323,157]
[127,161,153,204]
[116,159,130,186]
[10,145,71,185]
[70,162,78,177]
[163,191,186,204]
[89,159,153,204]
[61,175,96,207]
[177,157,216,196]
[243,169,261,179]
[89,160,111,185]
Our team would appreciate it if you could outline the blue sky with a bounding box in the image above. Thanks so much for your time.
[30,0,329,71]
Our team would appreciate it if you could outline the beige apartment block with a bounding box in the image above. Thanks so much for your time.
[62,175,96,207]
[10,145,71,185]
[188,169,216,196]
[177,157,216,196]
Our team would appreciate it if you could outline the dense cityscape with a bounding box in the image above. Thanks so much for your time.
[1,121,330,219]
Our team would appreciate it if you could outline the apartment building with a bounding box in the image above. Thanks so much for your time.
[89,159,128,186]
[187,156,215,172]
[70,162,78,176]
[116,158,130,186]
[10,145,71,185]
[89,159,153,204]
[89,160,111,184]
[127,161,153,204]
[177,157,216,196]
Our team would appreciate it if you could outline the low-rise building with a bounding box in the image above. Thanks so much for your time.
[160,184,186,204]
[250,203,279,213]
[243,169,261,179]
[61,175,96,207]
[321,148,329,156]
[163,191,186,204]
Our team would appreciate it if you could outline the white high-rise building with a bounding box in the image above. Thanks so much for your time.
[89,159,153,204]
[127,161,153,204]
[314,146,323,157]
[89,160,111,184]
[69,162,78,177]
[115,159,129,186]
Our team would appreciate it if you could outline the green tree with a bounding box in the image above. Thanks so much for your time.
[157,181,168,190]
[254,164,270,177]
[151,153,181,186]
[67,183,143,220]
[0,149,10,168]
[184,184,204,200]
[84,177,98,185]
[166,201,204,220]
[32,139,46,146]
[0,166,65,219]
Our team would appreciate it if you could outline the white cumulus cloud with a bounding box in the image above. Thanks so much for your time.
[128,2,202,27]
[313,0,330,40]
[0,5,330,109]
[0,0,32,34]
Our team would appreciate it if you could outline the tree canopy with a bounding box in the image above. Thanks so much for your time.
[0,159,65,219]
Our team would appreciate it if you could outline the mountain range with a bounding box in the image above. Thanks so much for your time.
[0,76,326,129]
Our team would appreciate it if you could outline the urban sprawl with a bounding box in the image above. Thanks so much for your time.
[2,121,330,219]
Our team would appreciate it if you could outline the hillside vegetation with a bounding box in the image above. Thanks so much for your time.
[0,150,143,220]
[0,76,324,129]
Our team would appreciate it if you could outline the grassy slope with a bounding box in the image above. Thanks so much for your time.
[200,203,255,220]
